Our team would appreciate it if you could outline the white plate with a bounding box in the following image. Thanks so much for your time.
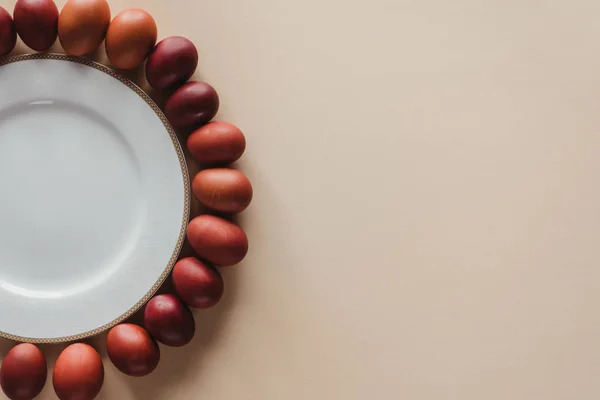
[0,54,189,343]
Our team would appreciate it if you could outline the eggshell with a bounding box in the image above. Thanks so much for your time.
[0,343,46,400]
[192,168,253,213]
[58,0,110,56]
[187,121,246,165]
[0,7,16,56]
[146,36,198,90]
[144,294,195,347]
[105,8,156,69]
[53,343,103,400]
[106,324,159,377]
[164,81,219,129]
[13,0,58,51]
[187,215,248,266]
[172,257,224,309]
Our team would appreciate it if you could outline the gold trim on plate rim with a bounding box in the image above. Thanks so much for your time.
[0,53,191,344]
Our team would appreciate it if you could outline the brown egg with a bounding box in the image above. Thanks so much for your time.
[0,343,46,400]
[192,168,253,213]
[106,324,159,377]
[53,343,103,400]
[144,294,195,347]
[164,81,219,128]
[187,215,248,266]
[13,0,58,51]
[172,257,224,309]
[146,36,198,90]
[105,8,156,69]
[187,121,246,165]
[0,7,16,56]
[58,0,110,56]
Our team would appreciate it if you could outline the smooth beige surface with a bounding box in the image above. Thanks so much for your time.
[1,0,600,398]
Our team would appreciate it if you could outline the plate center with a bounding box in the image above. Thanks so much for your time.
[0,99,143,298]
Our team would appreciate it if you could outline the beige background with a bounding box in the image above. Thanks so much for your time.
[1,0,600,398]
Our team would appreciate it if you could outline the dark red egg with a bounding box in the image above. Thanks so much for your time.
[106,324,159,377]
[144,294,195,347]
[53,343,103,400]
[0,343,46,400]
[187,215,248,267]
[13,0,58,51]
[172,257,224,309]
[0,7,16,56]
[164,81,219,129]
[146,36,198,90]
[187,121,246,165]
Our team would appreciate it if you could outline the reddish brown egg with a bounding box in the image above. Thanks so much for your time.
[106,324,159,377]
[0,343,46,400]
[144,294,195,347]
[105,8,156,69]
[172,257,224,309]
[0,7,16,56]
[58,0,110,56]
[192,168,253,213]
[187,121,246,165]
[146,36,198,90]
[53,343,103,400]
[164,81,219,129]
[187,215,248,267]
[13,0,58,51]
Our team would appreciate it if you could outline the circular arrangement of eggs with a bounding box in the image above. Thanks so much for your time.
[0,0,252,398]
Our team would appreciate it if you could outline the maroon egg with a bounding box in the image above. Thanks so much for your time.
[187,215,248,266]
[164,81,219,129]
[106,324,159,377]
[187,121,246,165]
[53,343,104,400]
[0,343,46,400]
[172,257,224,309]
[192,168,253,213]
[0,7,16,56]
[146,36,198,90]
[13,0,58,51]
[144,294,195,346]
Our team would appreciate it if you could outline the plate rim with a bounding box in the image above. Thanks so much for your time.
[0,53,191,344]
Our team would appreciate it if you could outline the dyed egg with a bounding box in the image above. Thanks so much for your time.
[106,324,159,377]
[187,121,246,165]
[105,8,156,69]
[13,0,58,51]
[0,343,46,400]
[0,7,16,56]
[58,0,110,56]
[192,168,253,213]
[144,294,195,347]
[164,81,219,128]
[53,344,103,400]
[146,36,198,90]
[172,257,224,309]
[187,215,248,266]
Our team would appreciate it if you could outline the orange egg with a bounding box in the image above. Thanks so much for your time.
[187,215,249,266]
[187,121,246,165]
[58,0,110,56]
[105,8,156,69]
[53,344,103,400]
[192,168,253,213]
